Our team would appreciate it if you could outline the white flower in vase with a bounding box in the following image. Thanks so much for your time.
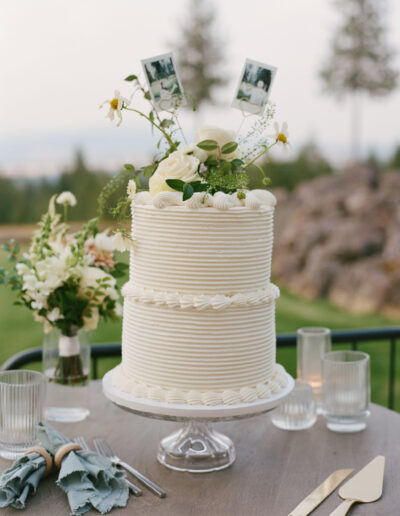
[127,179,137,200]
[270,121,290,149]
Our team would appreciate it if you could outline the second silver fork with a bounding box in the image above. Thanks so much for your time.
[73,436,143,497]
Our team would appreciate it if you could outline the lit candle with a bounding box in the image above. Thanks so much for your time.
[297,327,331,406]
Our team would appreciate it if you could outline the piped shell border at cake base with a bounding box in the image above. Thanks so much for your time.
[111,363,289,407]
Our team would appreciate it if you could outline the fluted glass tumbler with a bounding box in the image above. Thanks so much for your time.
[271,380,317,430]
[322,351,370,433]
[0,370,46,459]
[297,327,331,406]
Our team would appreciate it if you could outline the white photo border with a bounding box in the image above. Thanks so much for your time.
[141,52,185,112]
[232,58,277,115]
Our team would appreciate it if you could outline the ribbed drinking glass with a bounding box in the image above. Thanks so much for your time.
[322,350,370,433]
[271,380,317,430]
[297,327,331,406]
[0,370,46,459]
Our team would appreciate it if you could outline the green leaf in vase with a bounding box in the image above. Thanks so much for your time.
[197,139,219,151]
[221,141,238,154]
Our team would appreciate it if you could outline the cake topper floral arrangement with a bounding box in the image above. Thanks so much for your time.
[98,54,289,226]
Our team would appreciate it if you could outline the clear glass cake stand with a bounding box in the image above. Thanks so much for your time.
[103,369,294,473]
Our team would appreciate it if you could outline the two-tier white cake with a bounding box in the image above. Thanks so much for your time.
[112,188,288,406]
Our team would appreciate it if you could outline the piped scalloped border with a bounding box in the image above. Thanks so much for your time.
[112,364,289,407]
[134,189,276,210]
[122,283,280,310]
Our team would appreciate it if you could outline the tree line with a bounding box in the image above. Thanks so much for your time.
[0,144,399,225]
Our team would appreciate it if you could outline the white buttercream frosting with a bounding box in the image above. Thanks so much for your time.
[133,189,276,210]
[130,203,275,294]
[112,364,288,405]
[114,189,284,407]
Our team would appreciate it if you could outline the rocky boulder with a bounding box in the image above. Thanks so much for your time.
[272,166,400,318]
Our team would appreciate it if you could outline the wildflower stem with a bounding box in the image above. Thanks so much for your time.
[124,107,178,151]
[243,141,277,170]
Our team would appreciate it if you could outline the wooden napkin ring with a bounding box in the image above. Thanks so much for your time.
[54,443,82,469]
[24,446,53,477]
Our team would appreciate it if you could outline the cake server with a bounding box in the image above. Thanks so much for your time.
[288,468,353,516]
[329,455,385,516]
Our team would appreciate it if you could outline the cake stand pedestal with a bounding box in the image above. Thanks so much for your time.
[103,369,294,473]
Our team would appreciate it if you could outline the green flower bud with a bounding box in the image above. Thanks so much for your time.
[262,177,271,186]
[237,191,246,200]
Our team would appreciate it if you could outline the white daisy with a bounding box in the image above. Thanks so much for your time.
[99,90,130,127]
[271,121,289,148]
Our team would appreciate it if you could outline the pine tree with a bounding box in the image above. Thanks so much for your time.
[171,0,227,109]
[320,0,398,159]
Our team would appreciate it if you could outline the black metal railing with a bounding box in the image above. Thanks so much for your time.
[2,327,399,409]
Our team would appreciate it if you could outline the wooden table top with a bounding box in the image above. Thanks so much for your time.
[1,381,399,516]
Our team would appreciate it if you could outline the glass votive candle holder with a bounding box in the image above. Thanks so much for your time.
[297,327,331,406]
[271,380,317,431]
[321,350,370,433]
[0,370,46,459]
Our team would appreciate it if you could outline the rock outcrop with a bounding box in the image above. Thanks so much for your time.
[272,165,400,318]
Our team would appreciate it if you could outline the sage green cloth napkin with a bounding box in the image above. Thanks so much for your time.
[0,451,47,509]
[37,422,129,515]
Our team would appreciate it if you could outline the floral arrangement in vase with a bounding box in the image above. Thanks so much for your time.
[98,72,289,225]
[0,192,127,386]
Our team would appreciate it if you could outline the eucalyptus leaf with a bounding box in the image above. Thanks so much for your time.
[183,183,194,201]
[142,165,156,178]
[124,74,138,82]
[144,91,151,100]
[231,158,244,167]
[166,179,185,192]
[124,164,135,171]
[197,139,218,151]
[221,141,238,154]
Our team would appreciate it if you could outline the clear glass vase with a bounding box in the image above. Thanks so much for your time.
[43,327,91,422]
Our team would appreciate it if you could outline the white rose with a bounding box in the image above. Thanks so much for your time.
[149,151,201,196]
[56,191,77,207]
[127,179,136,200]
[47,307,64,322]
[94,232,115,252]
[180,143,208,163]
[83,307,100,331]
[196,125,236,158]
[112,232,131,252]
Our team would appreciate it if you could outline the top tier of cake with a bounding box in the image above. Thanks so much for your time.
[129,193,275,295]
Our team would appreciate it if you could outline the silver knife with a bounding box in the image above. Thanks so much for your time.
[289,468,354,516]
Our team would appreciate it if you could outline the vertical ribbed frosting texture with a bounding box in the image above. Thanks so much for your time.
[114,200,284,406]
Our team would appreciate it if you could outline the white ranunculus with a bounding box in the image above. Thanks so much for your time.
[56,191,77,207]
[196,125,236,158]
[180,143,208,163]
[127,179,136,200]
[149,151,201,197]
[83,308,100,331]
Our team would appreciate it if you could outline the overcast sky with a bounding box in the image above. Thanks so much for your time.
[1,0,400,177]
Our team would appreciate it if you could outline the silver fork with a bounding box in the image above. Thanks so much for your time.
[73,436,142,497]
[93,438,166,499]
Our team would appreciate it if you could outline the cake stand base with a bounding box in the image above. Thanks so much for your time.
[103,368,294,473]
[157,421,235,473]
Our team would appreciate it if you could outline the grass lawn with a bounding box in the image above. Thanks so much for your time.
[0,253,399,411]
